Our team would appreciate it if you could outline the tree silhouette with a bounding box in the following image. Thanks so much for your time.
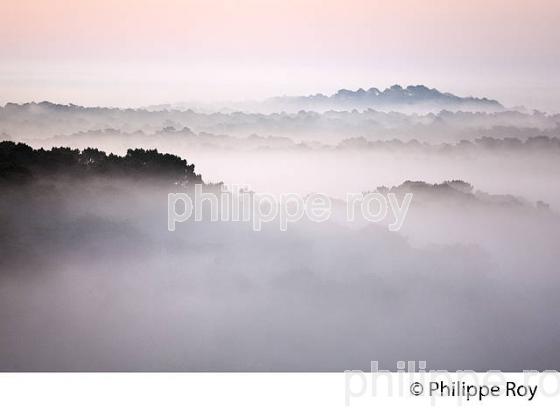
[0,141,202,185]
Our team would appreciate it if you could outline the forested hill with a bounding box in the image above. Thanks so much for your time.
[0,141,202,185]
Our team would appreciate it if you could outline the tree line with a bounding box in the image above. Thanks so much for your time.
[0,141,202,185]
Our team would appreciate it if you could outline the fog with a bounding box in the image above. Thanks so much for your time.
[1,98,560,371]
[26,133,560,210]
[2,101,559,143]
[1,173,559,371]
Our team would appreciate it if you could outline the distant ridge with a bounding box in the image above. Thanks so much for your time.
[262,84,503,113]
[142,84,505,114]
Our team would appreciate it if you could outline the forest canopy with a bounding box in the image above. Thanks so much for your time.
[0,141,202,185]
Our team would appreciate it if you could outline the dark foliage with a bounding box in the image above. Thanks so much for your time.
[0,141,202,185]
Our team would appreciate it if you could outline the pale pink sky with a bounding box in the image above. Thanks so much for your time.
[1,0,560,110]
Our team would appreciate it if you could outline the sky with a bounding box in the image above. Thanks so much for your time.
[1,0,560,110]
